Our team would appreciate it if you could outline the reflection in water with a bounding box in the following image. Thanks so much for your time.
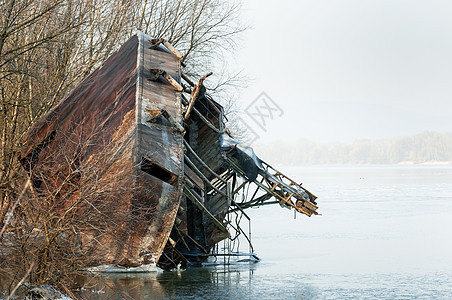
[75,262,321,299]
[75,264,260,299]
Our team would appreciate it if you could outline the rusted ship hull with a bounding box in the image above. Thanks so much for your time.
[20,32,319,270]
[20,32,183,268]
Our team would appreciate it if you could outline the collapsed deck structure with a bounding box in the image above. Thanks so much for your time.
[19,32,318,270]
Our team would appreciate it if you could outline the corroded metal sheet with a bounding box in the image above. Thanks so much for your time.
[132,32,184,265]
[19,32,184,268]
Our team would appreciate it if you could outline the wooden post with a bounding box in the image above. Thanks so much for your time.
[184,72,213,120]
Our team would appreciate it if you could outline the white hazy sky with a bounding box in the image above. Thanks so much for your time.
[234,0,452,143]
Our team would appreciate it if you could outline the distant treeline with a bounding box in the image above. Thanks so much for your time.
[254,131,452,165]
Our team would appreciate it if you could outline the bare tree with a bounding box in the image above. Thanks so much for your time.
[1,0,246,216]
[0,0,138,229]
[136,0,248,118]
[1,0,247,294]
[138,0,245,71]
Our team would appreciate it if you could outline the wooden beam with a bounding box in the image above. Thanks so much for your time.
[149,38,183,60]
[184,163,204,189]
[184,72,213,120]
[149,69,183,92]
[184,155,227,197]
[184,140,226,184]
[183,185,229,235]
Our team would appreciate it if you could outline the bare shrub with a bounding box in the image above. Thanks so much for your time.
[1,124,136,296]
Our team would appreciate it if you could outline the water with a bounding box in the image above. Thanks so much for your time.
[79,165,452,299]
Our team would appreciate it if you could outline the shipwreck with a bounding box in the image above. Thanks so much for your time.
[19,31,319,270]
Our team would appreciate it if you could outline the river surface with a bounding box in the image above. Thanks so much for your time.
[79,165,452,299]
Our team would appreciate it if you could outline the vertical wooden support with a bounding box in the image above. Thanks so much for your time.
[184,72,213,120]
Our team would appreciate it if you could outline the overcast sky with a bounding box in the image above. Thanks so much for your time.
[234,0,452,143]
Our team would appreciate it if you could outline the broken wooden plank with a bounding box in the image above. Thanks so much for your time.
[184,163,204,190]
